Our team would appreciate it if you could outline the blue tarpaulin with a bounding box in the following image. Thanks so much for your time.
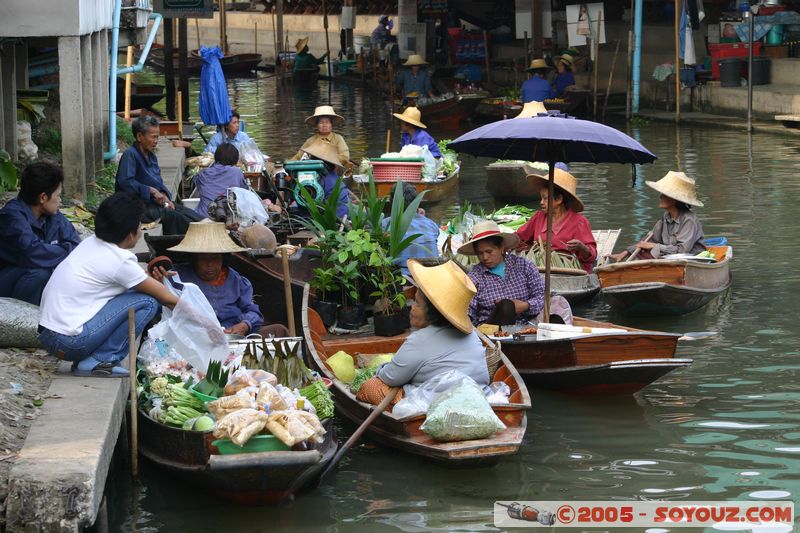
[198,46,232,126]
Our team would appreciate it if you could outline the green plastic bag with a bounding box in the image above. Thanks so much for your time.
[420,377,506,442]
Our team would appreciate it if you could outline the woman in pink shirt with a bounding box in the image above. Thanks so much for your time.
[515,167,597,273]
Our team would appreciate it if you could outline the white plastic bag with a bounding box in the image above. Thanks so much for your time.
[239,139,266,172]
[228,187,269,228]
[420,145,437,181]
[392,369,471,418]
[148,279,229,371]
[420,375,506,442]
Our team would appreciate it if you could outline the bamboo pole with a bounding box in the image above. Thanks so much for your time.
[254,22,258,55]
[271,8,278,69]
[124,46,133,120]
[177,91,183,141]
[195,18,201,50]
[280,247,296,336]
[675,0,680,122]
[322,0,332,103]
[385,129,391,154]
[603,39,621,119]
[127,308,138,478]
[592,12,602,117]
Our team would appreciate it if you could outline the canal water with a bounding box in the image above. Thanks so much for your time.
[110,72,800,531]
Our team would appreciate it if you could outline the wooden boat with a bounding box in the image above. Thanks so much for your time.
[473,98,523,123]
[497,317,692,395]
[137,409,337,505]
[115,79,165,110]
[398,93,486,126]
[353,164,460,204]
[302,288,531,464]
[544,89,591,118]
[190,49,263,74]
[144,47,203,75]
[594,245,732,316]
[485,161,541,202]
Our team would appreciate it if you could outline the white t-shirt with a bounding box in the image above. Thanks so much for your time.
[39,235,148,336]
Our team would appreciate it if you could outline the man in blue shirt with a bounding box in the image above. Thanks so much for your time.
[521,58,555,103]
[203,111,254,154]
[394,54,434,99]
[0,162,80,304]
[370,15,395,48]
[380,183,440,276]
[394,107,442,158]
[115,115,203,234]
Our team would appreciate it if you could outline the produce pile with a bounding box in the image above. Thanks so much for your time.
[437,139,459,177]
[515,237,582,270]
[138,338,334,451]
[324,350,394,394]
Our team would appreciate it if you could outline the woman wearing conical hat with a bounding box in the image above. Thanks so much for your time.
[355,260,489,406]
[293,36,328,73]
[515,167,598,273]
[393,106,442,158]
[394,53,434,99]
[553,55,576,98]
[300,141,350,218]
[521,58,555,103]
[608,171,707,262]
[290,105,350,166]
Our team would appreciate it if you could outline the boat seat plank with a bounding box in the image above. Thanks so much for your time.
[597,262,686,288]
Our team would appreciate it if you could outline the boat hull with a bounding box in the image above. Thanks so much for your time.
[473,99,523,122]
[551,273,601,305]
[484,163,541,202]
[602,281,730,316]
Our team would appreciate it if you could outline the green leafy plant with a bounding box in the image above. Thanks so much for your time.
[629,115,650,127]
[298,176,345,234]
[0,150,18,192]
[116,117,135,146]
[36,128,62,157]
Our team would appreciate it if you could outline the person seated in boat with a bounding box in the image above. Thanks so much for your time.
[380,183,440,276]
[37,193,180,378]
[514,166,598,273]
[0,162,80,305]
[293,37,328,73]
[370,15,396,49]
[116,115,204,235]
[607,171,706,262]
[291,106,350,167]
[552,55,576,98]
[355,259,490,406]
[150,221,290,338]
[394,54,434,99]
[521,59,555,103]
[299,141,350,219]
[394,107,442,158]
[193,143,249,218]
[203,111,255,155]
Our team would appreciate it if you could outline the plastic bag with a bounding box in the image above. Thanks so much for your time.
[228,187,269,228]
[392,369,472,418]
[420,376,506,442]
[485,381,511,405]
[213,408,268,446]
[208,388,258,418]
[224,368,278,396]
[239,139,267,172]
[148,278,229,371]
[420,145,437,181]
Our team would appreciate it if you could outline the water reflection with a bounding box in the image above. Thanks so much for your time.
[118,70,800,530]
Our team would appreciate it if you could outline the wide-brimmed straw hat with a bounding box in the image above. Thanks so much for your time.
[526,58,550,71]
[167,221,247,253]
[557,55,574,68]
[457,220,521,256]
[407,259,475,334]
[514,101,548,118]
[645,171,704,207]
[305,105,344,127]
[303,140,343,168]
[392,106,427,129]
[295,37,309,53]
[529,167,585,212]
[402,54,427,66]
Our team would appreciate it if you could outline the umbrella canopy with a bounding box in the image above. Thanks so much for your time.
[448,112,656,165]
[448,112,657,322]
[198,46,232,127]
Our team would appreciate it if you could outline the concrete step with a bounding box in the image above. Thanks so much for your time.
[770,57,800,86]
[704,82,800,118]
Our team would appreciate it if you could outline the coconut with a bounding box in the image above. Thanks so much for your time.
[240,224,277,254]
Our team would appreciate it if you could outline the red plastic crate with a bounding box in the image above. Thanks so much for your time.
[371,161,424,182]
[710,42,763,79]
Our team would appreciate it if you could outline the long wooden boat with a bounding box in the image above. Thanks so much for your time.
[498,317,692,395]
[144,47,203,75]
[485,161,541,202]
[473,98,523,122]
[353,165,460,204]
[594,245,732,317]
[302,287,531,464]
[397,93,486,126]
[190,49,263,74]
[115,79,165,110]
[544,89,591,118]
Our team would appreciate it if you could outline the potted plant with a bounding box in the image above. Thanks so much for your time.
[309,265,341,327]
[369,254,410,337]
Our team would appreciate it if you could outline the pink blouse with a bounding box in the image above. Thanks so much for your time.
[515,210,598,273]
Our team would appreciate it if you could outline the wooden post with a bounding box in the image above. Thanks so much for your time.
[592,11,602,117]
[322,0,332,102]
[271,8,278,68]
[219,0,228,55]
[280,248,296,336]
[177,91,183,141]
[524,31,529,66]
[254,22,258,55]
[674,0,680,122]
[164,19,175,120]
[276,0,284,57]
[124,46,133,120]
[178,18,189,123]
[385,129,391,154]
[195,18,201,50]
[531,0,542,57]
[603,39,621,119]
[127,308,138,479]
[483,30,491,86]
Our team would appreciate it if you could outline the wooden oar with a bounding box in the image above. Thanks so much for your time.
[277,244,296,336]
[626,231,653,262]
[318,386,400,481]
[385,128,391,154]
[128,308,139,479]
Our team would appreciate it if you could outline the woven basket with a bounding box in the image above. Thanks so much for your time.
[485,344,502,378]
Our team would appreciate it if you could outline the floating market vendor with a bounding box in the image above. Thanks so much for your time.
[394,54,434,99]
[552,55,576,98]
[515,167,597,273]
[458,220,547,326]
[370,15,395,48]
[0,162,80,305]
[151,221,290,338]
[298,141,351,219]
[203,111,255,155]
[356,259,490,406]
[608,171,706,262]
[37,193,180,377]
[293,37,328,73]
[380,183,440,276]
[394,107,442,158]
[521,58,554,103]
[291,105,350,167]
[193,143,249,218]
[115,115,204,235]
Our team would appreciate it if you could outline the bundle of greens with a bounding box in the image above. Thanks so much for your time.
[194,360,230,398]
[163,383,206,412]
[300,381,335,420]
[350,366,378,394]
[515,237,583,270]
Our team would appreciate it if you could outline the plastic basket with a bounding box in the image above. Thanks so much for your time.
[371,161,424,182]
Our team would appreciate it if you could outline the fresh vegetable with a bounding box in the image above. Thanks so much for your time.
[194,360,230,398]
[696,250,716,260]
[163,383,206,412]
[149,376,170,397]
[325,351,355,383]
[367,353,394,369]
[300,381,334,420]
[182,415,215,432]
[350,366,378,393]
[514,237,582,270]
[162,405,206,427]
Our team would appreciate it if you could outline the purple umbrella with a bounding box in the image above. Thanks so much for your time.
[448,112,657,321]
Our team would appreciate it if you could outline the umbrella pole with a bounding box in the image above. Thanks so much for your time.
[543,156,554,323]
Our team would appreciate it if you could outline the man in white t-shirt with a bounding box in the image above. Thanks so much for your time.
[38,193,180,377]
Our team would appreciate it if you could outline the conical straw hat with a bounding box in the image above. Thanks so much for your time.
[392,106,427,129]
[305,105,345,127]
[295,37,309,53]
[557,55,574,68]
[407,260,475,334]
[645,171,704,207]
[402,54,428,66]
[526,58,549,71]
[457,220,521,255]
[167,221,247,253]
[303,140,344,168]
[514,101,548,118]
[528,167,585,212]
